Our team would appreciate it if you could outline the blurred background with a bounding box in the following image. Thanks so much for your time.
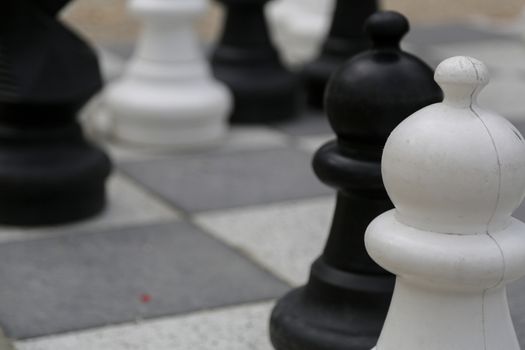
[62,0,525,49]
[3,2,525,349]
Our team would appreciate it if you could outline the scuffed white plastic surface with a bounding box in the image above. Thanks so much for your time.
[366,56,525,350]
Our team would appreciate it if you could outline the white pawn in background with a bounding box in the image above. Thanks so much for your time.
[80,48,125,136]
[268,0,334,66]
[366,56,525,350]
[103,0,231,149]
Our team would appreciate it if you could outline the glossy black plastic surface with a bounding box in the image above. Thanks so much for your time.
[270,11,443,350]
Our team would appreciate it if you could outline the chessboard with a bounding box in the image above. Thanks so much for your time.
[3,20,525,350]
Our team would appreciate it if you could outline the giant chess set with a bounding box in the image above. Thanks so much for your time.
[1,1,525,350]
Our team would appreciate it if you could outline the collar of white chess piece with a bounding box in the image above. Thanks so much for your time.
[365,56,525,350]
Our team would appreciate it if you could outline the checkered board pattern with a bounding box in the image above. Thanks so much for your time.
[2,21,525,350]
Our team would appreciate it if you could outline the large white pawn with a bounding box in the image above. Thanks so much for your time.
[105,0,231,149]
[366,56,525,350]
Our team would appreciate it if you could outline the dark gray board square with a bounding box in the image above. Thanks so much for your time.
[511,121,525,138]
[274,110,332,136]
[406,24,518,46]
[508,278,525,348]
[513,199,525,223]
[119,147,332,213]
[0,221,290,339]
[501,111,525,350]
[512,111,525,224]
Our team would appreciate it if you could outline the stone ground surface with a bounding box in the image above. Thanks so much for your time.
[5,6,525,350]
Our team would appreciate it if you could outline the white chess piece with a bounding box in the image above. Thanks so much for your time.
[105,0,231,149]
[80,48,125,138]
[268,0,334,65]
[365,56,525,350]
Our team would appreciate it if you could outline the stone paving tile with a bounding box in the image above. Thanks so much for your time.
[295,134,334,154]
[429,40,525,74]
[195,196,334,286]
[406,24,518,46]
[274,110,332,137]
[479,74,525,122]
[507,277,525,350]
[16,301,275,350]
[219,127,289,152]
[0,174,178,244]
[0,221,289,339]
[119,148,331,213]
[509,121,525,147]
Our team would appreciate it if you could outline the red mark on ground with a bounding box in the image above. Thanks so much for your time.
[140,293,152,304]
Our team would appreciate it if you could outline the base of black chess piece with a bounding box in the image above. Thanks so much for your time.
[270,139,395,350]
[0,104,111,226]
[271,258,394,350]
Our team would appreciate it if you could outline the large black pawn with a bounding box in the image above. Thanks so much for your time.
[211,0,300,124]
[303,0,378,109]
[0,0,111,226]
[269,11,443,350]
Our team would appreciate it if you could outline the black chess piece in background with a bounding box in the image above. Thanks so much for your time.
[0,0,111,226]
[269,11,443,350]
[211,0,300,124]
[302,0,378,109]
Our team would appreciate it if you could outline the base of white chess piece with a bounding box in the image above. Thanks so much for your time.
[103,0,231,150]
[366,56,525,350]
[268,0,334,66]
[106,72,230,149]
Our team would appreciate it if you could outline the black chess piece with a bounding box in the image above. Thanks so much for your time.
[303,0,378,109]
[0,0,111,226]
[211,0,300,124]
[269,11,443,350]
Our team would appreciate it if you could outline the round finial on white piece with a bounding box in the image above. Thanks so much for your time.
[380,56,525,234]
[434,56,489,107]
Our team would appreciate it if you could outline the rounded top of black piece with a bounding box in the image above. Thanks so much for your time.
[366,10,409,49]
[324,11,443,147]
